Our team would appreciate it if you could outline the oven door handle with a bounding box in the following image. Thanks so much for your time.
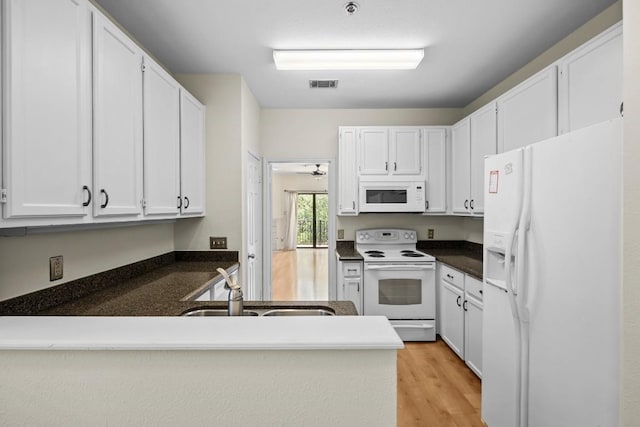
[365,264,435,271]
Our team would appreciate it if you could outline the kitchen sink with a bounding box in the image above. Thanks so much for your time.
[261,309,335,316]
[180,307,336,317]
[181,309,259,317]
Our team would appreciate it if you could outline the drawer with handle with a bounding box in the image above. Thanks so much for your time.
[342,262,362,277]
[465,275,483,301]
[440,264,464,290]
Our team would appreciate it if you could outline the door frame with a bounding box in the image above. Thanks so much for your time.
[262,158,336,301]
[245,151,262,300]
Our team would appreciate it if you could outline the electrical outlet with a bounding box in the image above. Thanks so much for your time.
[428,229,434,240]
[49,256,63,281]
[338,229,345,239]
[210,237,227,249]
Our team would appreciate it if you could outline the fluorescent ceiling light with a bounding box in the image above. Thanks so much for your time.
[273,49,424,70]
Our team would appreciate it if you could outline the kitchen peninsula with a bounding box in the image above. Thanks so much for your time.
[0,253,403,427]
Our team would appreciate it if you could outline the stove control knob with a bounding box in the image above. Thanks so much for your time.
[404,233,409,239]
[364,233,369,240]
[410,233,415,239]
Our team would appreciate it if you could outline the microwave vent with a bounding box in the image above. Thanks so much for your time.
[309,80,338,89]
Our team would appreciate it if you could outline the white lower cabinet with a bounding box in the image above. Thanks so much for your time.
[337,260,362,314]
[438,263,483,377]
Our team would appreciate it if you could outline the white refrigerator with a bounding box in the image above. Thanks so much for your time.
[482,119,621,427]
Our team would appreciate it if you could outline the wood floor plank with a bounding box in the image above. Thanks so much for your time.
[398,339,484,427]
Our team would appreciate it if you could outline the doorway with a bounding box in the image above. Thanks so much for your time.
[264,161,335,302]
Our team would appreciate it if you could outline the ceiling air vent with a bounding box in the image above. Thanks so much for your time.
[309,80,338,89]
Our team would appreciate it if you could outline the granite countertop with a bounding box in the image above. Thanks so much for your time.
[39,261,356,316]
[336,240,483,280]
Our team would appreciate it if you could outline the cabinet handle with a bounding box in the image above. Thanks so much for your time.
[82,186,92,207]
[470,199,475,210]
[620,102,624,117]
[177,196,182,209]
[447,274,454,279]
[394,162,397,171]
[385,161,388,171]
[463,300,468,311]
[456,295,461,307]
[100,189,109,209]
[464,200,469,209]
[425,200,429,210]
[479,290,483,295]
[352,201,355,210]
[184,196,190,209]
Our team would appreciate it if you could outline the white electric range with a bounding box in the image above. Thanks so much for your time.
[356,228,436,341]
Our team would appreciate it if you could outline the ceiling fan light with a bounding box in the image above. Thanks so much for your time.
[273,49,424,70]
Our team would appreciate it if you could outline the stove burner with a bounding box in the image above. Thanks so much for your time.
[400,250,415,254]
[368,253,385,258]
[365,250,385,255]
[402,253,425,257]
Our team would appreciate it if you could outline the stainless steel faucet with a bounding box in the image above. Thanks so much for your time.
[217,268,244,316]
[226,283,244,316]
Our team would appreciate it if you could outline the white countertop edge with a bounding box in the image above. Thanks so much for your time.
[0,315,405,351]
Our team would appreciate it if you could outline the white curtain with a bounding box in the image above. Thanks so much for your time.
[283,191,298,250]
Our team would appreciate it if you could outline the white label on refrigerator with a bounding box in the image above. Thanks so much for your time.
[489,170,499,193]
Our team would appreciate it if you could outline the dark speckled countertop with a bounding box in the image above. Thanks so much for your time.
[336,240,483,280]
[1,252,357,317]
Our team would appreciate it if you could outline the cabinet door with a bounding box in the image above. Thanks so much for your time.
[469,103,497,215]
[343,278,362,315]
[142,56,180,216]
[390,128,422,175]
[93,11,143,217]
[3,0,91,219]
[358,128,389,175]
[439,280,464,358]
[180,89,206,216]
[497,66,557,153]
[338,128,359,215]
[451,118,471,214]
[464,294,483,378]
[424,128,447,213]
[558,23,622,134]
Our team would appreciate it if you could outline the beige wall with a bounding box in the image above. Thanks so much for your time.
[260,108,463,160]
[0,223,174,301]
[622,0,640,424]
[464,1,622,116]
[173,74,243,252]
[1,349,397,427]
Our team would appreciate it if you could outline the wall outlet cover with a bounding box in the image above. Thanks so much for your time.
[337,229,345,239]
[428,229,434,240]
[210,237,228,250]
[49,255,63,281]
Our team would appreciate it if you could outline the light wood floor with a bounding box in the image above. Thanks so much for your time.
[272,249,328,300]
[398,340,484,427]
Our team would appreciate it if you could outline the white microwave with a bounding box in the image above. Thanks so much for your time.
[359,180,426,213]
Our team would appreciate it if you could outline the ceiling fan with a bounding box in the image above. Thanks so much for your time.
[297,164,327,177]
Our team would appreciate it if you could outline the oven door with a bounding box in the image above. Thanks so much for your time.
[363,263,435,319]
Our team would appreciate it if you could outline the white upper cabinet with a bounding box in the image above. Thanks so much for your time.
[469,103,497,214]
[358,127,423,177]
[558,23,622,134]
[179,89,206,216]
[142,56,180,217]
[338,128,359,215]
[92,10,143,217]
[451,104,496,215]
[497,66,558,153]
[2,0,92,219]
[451,118,471,214]
[390,128,422,175]
[423,128,447,213]
[358,128,389,175]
